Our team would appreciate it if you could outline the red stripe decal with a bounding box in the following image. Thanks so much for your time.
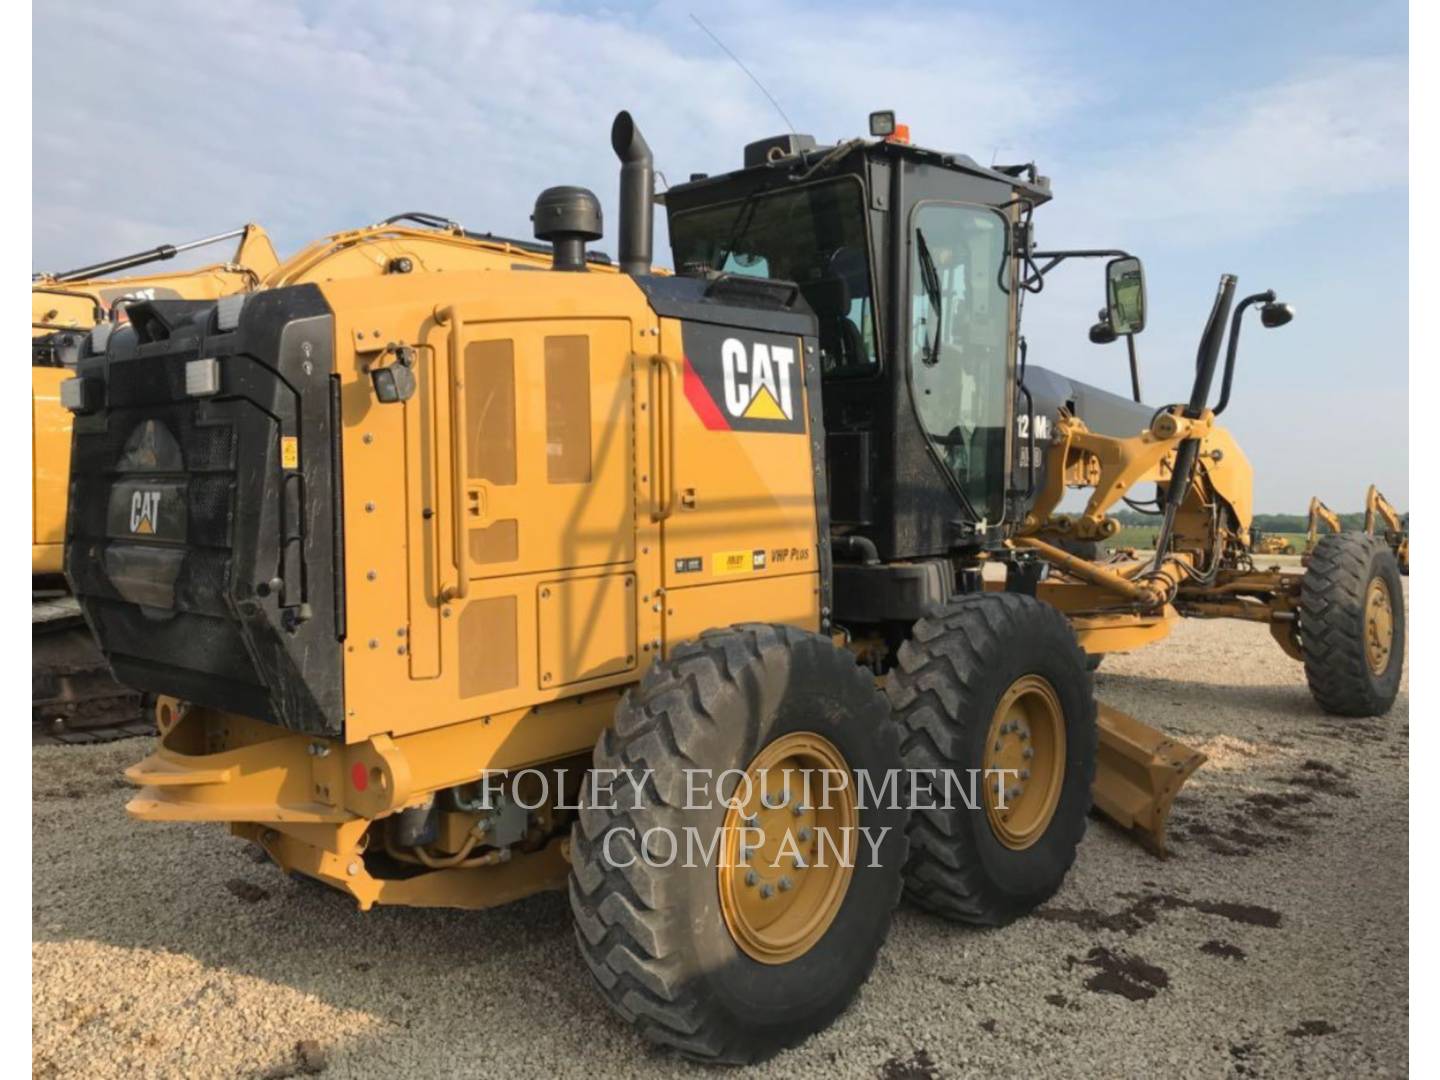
[683,355,730,430]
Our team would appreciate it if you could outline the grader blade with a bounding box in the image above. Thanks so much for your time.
[1092,703,1206,855]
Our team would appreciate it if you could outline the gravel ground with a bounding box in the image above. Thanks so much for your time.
[33,601,1407,1079]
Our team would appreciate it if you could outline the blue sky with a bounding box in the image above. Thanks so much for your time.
[32,0,1407,511]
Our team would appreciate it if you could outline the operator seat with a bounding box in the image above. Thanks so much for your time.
[802,274,866,374]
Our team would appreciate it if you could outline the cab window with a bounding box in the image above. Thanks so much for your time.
[909,203,1011,522]
[670,178,879,378]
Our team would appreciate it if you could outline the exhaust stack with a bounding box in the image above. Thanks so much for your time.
[611,111,653,276]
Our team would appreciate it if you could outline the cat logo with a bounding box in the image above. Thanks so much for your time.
[681,322,806,435]
[721,338,796,422]
[129,490,162,535]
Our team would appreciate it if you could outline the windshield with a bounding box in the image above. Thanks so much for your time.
[908,202,1011,522]
[670,178,879,378]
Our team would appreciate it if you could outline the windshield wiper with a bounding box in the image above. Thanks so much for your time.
[916,228,943,365]
[715,182,776,271]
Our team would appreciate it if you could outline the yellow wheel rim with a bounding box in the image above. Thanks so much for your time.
[982,675,1066,850]
[718,732,857,965]
[1364,577,1394,675]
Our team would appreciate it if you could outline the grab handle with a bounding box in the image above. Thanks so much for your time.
[648,356,677,522]
[436,306,469,600]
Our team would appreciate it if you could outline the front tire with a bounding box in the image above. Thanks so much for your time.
[1301,533,1405,716]
[569,624,908,1064]
[886,593,1097,926]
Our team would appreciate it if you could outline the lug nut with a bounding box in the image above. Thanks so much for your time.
[1023,747,1035,759]
[797,827,812,842]
[1007,785,1023,800]
[745,870,758,887]
[760,884,774,899]
[1020,769,1031,780]
[778,877,793,892]
[793,804,808,817]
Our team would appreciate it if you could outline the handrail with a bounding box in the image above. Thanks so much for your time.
[436,306,469,600]
[649,356,677,521]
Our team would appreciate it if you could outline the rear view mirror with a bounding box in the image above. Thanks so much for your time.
[1105,256,1147,336]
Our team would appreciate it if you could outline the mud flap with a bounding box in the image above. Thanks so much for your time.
[1091,702,1206,855]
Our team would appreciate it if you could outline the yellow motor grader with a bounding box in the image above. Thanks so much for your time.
[1250,529,1294,556]
[61,111,1404,1062]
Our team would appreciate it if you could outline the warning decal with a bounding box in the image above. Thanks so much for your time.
[712,549,768,576]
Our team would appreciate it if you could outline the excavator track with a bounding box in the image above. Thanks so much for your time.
[33,594,154,746]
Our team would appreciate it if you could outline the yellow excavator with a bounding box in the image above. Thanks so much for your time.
[35,216,605,739]
[1365,484,1408,575]
[1302,495,1343,558]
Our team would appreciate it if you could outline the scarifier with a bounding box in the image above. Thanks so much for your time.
[61,111,1404,1063]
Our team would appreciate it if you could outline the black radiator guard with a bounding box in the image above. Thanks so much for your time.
[65,286,345,734]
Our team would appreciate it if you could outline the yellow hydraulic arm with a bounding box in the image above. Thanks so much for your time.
[1364,484,1408,574]
[1304,496,1341,555]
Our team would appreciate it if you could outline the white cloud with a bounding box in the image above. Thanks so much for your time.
[32,0,1083,270]
[1054,55,1407,247]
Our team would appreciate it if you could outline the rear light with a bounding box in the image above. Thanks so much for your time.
[185,358,221,397]
[59,376,101,414]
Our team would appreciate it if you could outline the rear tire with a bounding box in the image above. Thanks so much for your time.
[886,593,1097,926]
[1300,533,1405,716]
[569,624,907,1064]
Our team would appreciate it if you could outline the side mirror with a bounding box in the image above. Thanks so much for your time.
[371,345,417,404]
[1104,255,1147,336]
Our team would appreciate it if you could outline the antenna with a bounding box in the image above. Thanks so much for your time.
[689,14,797,136]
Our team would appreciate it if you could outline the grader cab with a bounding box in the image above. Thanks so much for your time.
[61,111,1404,1063]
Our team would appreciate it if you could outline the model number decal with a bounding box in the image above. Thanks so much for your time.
[769,547,811,566]
[1016,414,1051,441]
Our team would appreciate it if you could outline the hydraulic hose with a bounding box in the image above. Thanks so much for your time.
[1151,274,1236,572]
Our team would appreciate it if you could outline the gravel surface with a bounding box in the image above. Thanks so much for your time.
[33,603,1407,1079]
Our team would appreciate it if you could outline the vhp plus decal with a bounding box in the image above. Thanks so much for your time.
[680,321,806,435]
